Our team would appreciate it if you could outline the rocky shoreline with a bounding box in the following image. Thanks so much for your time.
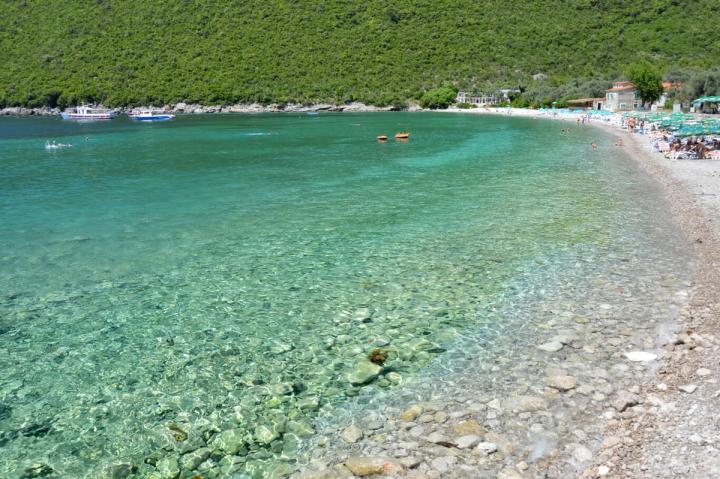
[0,102,418,117]
[577,124,720,479]
[285,113,720,479]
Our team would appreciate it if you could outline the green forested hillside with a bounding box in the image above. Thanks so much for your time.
[1,0,719,107]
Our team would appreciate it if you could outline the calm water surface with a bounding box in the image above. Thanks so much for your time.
[0,113,690,477]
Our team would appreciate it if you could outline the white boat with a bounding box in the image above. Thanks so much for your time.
[45,140,72,150]
[61,104,117,120]
[128,109,175,121]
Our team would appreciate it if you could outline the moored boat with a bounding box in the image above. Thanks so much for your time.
[377,135,388,141]
[60,104,117,120]
[128,109,175,122]
[395,132,410,139]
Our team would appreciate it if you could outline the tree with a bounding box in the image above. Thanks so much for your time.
[419,87,457,109]
[626,61,663,107]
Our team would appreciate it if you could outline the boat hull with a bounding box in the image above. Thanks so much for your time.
[129,114,175,121]
[61,112,116,120]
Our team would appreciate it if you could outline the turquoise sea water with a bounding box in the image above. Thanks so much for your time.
[0,113,690,478]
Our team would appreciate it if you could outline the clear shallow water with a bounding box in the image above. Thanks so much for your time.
[0,113,691,478]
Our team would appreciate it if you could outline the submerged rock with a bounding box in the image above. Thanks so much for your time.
[546,374,578,391]
[156,456,180,479]
[210,428,247,455]
[345,456,402,476]
[504,395,548,412]
[22,464,55,478]
[537,341,564,352]
[347,361,383,385]
[453,419,485,436]
[180,447,210,471]
[255,424,280,444]
[340,424,363,443]
[400,405,423,422]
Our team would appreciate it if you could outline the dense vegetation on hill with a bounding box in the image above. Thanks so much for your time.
[1,0,719,108]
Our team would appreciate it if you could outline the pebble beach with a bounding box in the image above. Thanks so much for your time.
[291,108,720,479]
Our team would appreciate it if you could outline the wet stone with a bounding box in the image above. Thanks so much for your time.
[22,464,55,478]
[453,419,485,436]
[180,447,210,471]
[210,428,247,455]
[344,457,402,476]
[347,361,383,385]
[546,375,578,391]
[400,405,423,422]
[255,424,279,444]
[156,456,180,479]
[340,425,363,443]
[538,341,564,352]
[504,395,548,412]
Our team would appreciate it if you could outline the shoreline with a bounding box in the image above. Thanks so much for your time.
[291,112,719,479]
[580,119,720,478]
[293,109,720,479]
[0,102,419,117]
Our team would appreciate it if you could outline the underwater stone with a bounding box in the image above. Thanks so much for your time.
[353,307,373,322]
[179,447,210,471]
[296,396,320,411]
[385,372,402,384]
[22,464,55,478]
[406,338,436,352]
[546,374,578,391]
[345,457,402,476]
[287,419,315,438]
[340,424,363,443]
[96,461,135,479]
[218,455,245,475]
[503,395,548,412]
[452,419,485,436]
[537,341,564,352]
[400,404,423,422]
[210,428,247,455]
[281,433,301,457]
[347,361,382,385]
[268,382,293,396]
[156,456,180,479]
[269,342,293,355]
[254,424,279,444]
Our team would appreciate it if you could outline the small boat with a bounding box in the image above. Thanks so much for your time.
[395,132,410,139]
[61,104,117,120]
[128,109,175,121]
[377,135,388,141]
[45,140,72,150]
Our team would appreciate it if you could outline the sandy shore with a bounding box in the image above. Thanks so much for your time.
[292,109,720,479]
